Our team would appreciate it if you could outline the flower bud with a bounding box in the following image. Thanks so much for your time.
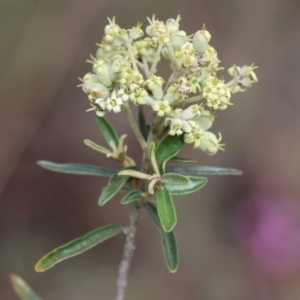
[166,16,181,33]
[198,132,224,155]
[94,60,113,87]
[193,115,213,130]
[178,104,201,120]
[170,31,188,49]
[129,23,144,40]
[193,28,211,54]
[109,58,129,82]
[152,84,163,100]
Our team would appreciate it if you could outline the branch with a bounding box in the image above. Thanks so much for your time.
[114,204,140,300]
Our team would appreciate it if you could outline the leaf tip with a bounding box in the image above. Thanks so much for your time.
[34,262,44,273]
[9,273,18,284]
[162,224,176,233]
[168,267,178,273]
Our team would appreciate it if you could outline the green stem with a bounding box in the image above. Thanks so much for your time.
[126,41,138,72]
[163,43,186,93]
[171,94,203,107]
[150,43,163,74]
[142,57,151,79]
[115,105,161,300]
[123,102,147,150]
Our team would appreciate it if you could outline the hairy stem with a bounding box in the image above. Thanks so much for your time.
[126,41,138,72]
[142,57,151,79]
[114,105,162,300]
[123,102,147,150]
[114,204,140,300]
[150,43,163,74]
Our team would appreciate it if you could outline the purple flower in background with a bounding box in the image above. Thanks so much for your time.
[231,194,300,280]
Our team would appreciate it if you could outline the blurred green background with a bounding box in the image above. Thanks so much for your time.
[1,0,300,299]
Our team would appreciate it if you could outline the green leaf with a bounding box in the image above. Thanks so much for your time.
[169,156,197,164]
[37,161,115,177]
[35,224,123,272]
[156,187,177,232]
[118,169,151,180]
[120,190,144,204]
[155,135,185,174]
[84,139,110,156]
[10,274,42,300]
[149,142,160,175]
[161,173,190,186]
[165,165,242,176]
[109,166,137,185]
[165,176,207,195]
[138,106,149,141]
[96,116,119,149]
[99,176,129,206]
[144,202,178,273]
[120,186,133,193]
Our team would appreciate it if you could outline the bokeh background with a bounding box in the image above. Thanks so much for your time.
[1,0,300,299]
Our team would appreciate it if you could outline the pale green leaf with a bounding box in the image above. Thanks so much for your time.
[10,274,42,300]
[118,170,151,180]
[109,166,137,185]
[84,139,110,155]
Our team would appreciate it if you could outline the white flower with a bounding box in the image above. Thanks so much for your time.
[117,88,129,102]
[178,104,201,120]
[152,100,171,117]
[193,115,213,130]
[129,86,148,105]
[198,132,225,155]
[105,90,123,113]
[183,125,205,148]
[168,118,183,135]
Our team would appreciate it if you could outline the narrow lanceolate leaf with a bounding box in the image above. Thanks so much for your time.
[144,202,178,273]
[161,173,190,186]
[120,186,133,193]
[35,224,123,272]
[96,116,119,149]
[118,170,151,180]
[37,161,115,177]
[138,106,149,141]
[155,135,185,174]
[165,165,242,176]
[120,190,144,204]
[84,139,110,156]
[149,142,160,175]
[169,156,197,164]
[98,176,129,206]
[10,274,42,300]
[109,166,137,185]
[156,187,177,232]
[165,176,207,195]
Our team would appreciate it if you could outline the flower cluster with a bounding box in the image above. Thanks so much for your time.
[79,16,257,155]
